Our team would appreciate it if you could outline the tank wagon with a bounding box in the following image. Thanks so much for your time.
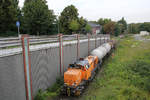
[62,41,115,96]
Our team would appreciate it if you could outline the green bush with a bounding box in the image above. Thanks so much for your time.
[47,77,63,93]
[34,89,47,100]
[0,31,17,37]
[34,77,63,100]
[128,59,150,92]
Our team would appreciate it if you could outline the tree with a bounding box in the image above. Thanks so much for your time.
[24,0,34,4]
[69,20,79,33]
[78,17,87,33]
[59,5,79,34]
[139,22,150,32]
[118,17,127,33]
[128,22,150,34]
[98,18,111,26]
[128,23,140,34]
[114,23,121,36]
[85,24,92,33]
[97,18,112,34]
[103,21,115,34]
[89,21,98,24]
[0,0,18,36]
[98,18,104,25]
[22,0,56,35]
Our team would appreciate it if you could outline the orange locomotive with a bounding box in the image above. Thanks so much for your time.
[62,56,100,96]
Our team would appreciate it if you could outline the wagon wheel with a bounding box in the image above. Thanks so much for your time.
[75,90,81,96]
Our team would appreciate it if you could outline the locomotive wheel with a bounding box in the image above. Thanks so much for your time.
[67,88,71,96]
[75,90,81,96]
[86,81,89,85]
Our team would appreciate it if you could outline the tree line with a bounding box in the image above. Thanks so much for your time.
[0,0,150,37]
[128,22,150,34]
[96,18,150,36]
[0,0,90,36]
[0,0,57,36]
[95,17,127,36]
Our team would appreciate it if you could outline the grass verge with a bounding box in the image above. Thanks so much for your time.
[34,77,63,100]
[81,36,150,100]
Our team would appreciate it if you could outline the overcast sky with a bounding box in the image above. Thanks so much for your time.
[19,0,150,23]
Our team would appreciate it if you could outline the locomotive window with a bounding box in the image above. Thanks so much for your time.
[85,65,89,69]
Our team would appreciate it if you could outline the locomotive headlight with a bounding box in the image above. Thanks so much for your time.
[73,81,78,87]
[72,83,77,88]
[72,83,75,86]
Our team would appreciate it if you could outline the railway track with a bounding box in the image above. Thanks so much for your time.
[0,35,90,49]
[0,35,110,57]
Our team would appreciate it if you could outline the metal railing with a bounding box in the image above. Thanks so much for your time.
[0,34,110,57]
[0,34,109,49]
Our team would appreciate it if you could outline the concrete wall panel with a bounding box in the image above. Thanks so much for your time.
[63,43,77,71]
[0,37,108,100]
[30,47,60,97]
[0,54,26,100]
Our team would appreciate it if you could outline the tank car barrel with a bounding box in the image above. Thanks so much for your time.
[91,42,112,60]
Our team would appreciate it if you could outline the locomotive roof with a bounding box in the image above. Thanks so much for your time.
[76,60,89,66]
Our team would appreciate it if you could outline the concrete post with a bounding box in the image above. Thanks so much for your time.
[108,35,110,42]
[106,35,108,43]
[104,35,106,43]
[95,34,97,48]
[88,34,90,56]
[100,35,101,45]
[77,34,80,60]
[107,35,109,42]
[58,34,64,75]
[102,35,105,43]
[21,35,33,100]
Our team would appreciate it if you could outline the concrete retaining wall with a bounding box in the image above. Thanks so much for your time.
[0,38,107,100]
[0,54,26,100]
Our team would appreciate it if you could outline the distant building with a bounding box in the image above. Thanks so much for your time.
[140,31,149,36]
[88,22,102,35]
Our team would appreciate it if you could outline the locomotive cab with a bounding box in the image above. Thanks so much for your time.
[63,60,91,96]
[62,56,99,96]
[64,60,89,87]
